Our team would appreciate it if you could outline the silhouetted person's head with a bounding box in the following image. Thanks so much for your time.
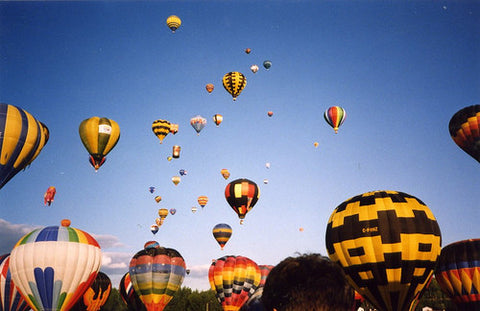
[261,253,354,311]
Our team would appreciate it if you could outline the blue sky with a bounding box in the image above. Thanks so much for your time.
[1,0,479,291]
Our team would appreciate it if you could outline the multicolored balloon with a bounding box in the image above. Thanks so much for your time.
[148,187,155,194]
[212,223,232,250]
[0,103,49,189]
[79,116,120,171]
[213,114,223,127]
[9,220,102,311]
[171,176,180,186]
[222,72,247,101]
[220,169,230,180]
[0,254,30,311]
[119,272,146,311]
[325,190,442,311]
[206,84,214,93]
[190,115,206,135]
[324,106,346,134]
[166,15,181,33]
[179,169,187,176]
[209,255,261,311]
[225,178,260,224]
[435,239,480,310]
[169,123,178,135]
[129,244,186,311]
[152,119,171,144]
[448,105,480,163]
[245,48,251,54]
[43,186,56,206]
[169,208,176,215]
[71,271,111,311]
[150,225,159,235]
[197,195,208,208]
[258,265,274,288]
[154,196,162,203]
[250,65,259,74]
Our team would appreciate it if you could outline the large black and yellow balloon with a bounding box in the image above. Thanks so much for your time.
[325,190,441,311]
[152,119,171,144]
[435,239,480,310]
[222,72,247,101]
[79,117,120,171]
[0,103,49,189]
[449,105,480,163]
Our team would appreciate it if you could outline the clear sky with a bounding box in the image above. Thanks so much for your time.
[0,0,479,291]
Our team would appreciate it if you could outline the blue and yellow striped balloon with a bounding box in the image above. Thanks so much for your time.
[212,223,232,250]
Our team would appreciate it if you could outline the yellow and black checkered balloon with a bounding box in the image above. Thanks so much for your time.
[325,190,441,311]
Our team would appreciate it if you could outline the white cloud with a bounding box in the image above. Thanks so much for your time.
[0,219,39,254]
[92,233,126,249]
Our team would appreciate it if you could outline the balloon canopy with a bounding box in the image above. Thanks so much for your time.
[225,178,260,224]
[222,72,247,101]
[324,106,346,134]
[449,105,480,163]
[166,15,181,33]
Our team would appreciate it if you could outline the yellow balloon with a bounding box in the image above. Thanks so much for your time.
[222,72,247,101]
[166,15,181,33]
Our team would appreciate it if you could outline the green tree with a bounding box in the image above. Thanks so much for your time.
[102,288,128,311]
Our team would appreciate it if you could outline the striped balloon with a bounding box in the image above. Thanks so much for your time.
[208,255,261,311]
[119,272,146,311]
[152,119,171,144]
[258,265,274,288]
[0,103,49,190]
[212,224,232,250]
[324,106,346,134]
[71,271,111,311]
[198,195,208,208]
[225,178,260,224]
[129,245,186,311]
[0,254,30,311]
[449,105,480,163]
[9,220,102,311]
[435,239,480,310]
[222,72,247,101]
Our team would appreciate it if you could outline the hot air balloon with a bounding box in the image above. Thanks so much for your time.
[157,208,168,226]
[0,254,30,311]
[250,65,259,74]
[166,15,181,33]
[198,195,208,208]
[212,224,232,250]
[209,255,261,311]
[149,187,155,194]
[191,206,197,213]
[435,239,480,310]
[265,162,270,169]
[169,123,178,135]
[190,115,206,135]
[213,114,223,126]
[44,186,56,206]
[154,196,162,203]
[222,72,247,101]
[150,225,159,235]
[179,169,187,176]
[129,245,186,311]
[9,220,102,311]
[144,241,159,250]
[152,119,171,144]
[172,145,181,159]
[263,179,268,184]
[0,103,49,190]
[171,176,180,186]
[220,169,230,180]
[225,178,260,224]
[449,105,480,163]
[314,141,319,148]
[79,116,120,171]
[169,208,176,215]
[206,84,214,93]
[324,106,346,134]
[267,111,273,117]
[245,48,251,54]
[167,156,172,162]
[258,265,274,288]
[263,60,272,70]
[71,271,111,311]
[325,190,442,311]
[119,272,146,311]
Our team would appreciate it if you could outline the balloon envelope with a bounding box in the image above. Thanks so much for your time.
[212,224,232,250]
[152,120,170,144]
[44,186,56,206]
[220,169,230,180]
[71,271,111,311]
[263,60,272,69]
[166,15,181,33]
[324,106,346,134]
[222,72,247,101]
[119,272,146,311]
[190,116,206,135]
[9,220,102,311]
[325,190,441,311]
[198,195,208,208]
[206,84,214,93]
[0,103,49,189]
[0,254,30,311]
[225,178,260,223]
[448,105,480,163]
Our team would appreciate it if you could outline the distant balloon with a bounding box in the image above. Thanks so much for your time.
[250,65,259,74]
[172,176,180,186]
[44,186,56,206]
[179,169,187,176]
[448,105,480,163]
[129,245,186,311]
[79,116,120,171]
[9,220,102,311]
[152,119,171,144]
[198,195,208,208]
[435,239,480,310]
[169,208,176,215]
[154,196,162,203]
[206,84,214,93]
[150,224,159,235]
[314,142,319,148]
[190,115,207,135]
[149,186,155,193]
[245,48,251,54]
[119,273,146,311]
[212,223,232,250]
[263,179,268,184]
[144,241,159,249]
[325,190,442,311]
[263,60,272,70]
[166,15,181,33]
[169,123,179,135]
[225,178,260,224]
[220,168,230,180]
[265,162,270,169]
[0,103,49,190]
[267,111,273,117]
[222,72,247,101]
[209,255,261,310]
[213,114,223,126]
[0,254,30,311]
[167,156,172,162]
[324,106,346,134]
[157,208,168,226]
[71,271,111,311]
[299,227,304,232]
[172,145,181,159]
[191,206,197,213]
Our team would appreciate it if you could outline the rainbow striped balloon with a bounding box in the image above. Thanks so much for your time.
[9,220,102,311]
[324,106,346,134]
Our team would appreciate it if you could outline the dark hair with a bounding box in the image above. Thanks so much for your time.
[261,253,354,311]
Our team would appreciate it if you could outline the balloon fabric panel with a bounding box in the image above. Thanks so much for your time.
[0,254,30,311]
[449,105,480,163]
